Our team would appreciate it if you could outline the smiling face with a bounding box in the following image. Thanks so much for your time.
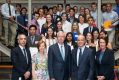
[57,31,65,44]
[99,38,107,50]
[34,13,40,20]
[66,33,73,42]
[38,42,46,53]
[61,13,67,21]
[93,31,99,39]
[106,3,112,12]
[99,31,107,38]
[38,8,44,16]
[69,9,75,17]
[85,8,90,15]
[72,22,78,30]
[88,17,94,26]
[46,14,52,22]
[57,21,62,29]
[79,15,85,23]
[77,35,86,47]
[74,6,78,13]
[79,6,85,15]
[29,26,37,36]
[21,8,27,15]
[86,33,92,41]
[47,28,53,37]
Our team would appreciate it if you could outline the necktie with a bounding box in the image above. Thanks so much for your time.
[23,48,28,64]
[90,27,92,32]
[89,27,92,32]
[78,48,82,65]
[60,45,65,60]
[8,4,11,16]
[31,36,34,45]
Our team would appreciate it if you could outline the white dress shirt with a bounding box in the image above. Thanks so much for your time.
[77,46,85,66]
[78,23,88,34]
[1,3,16,18]
[62,20,72,33]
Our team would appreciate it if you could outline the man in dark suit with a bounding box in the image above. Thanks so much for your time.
[17,7,28,36]
[71,34,95,80]
[48,31,71,80]
[27,25,42,47]
[83,17,99,36]
[68,8,78,23]
[11,34,32,80]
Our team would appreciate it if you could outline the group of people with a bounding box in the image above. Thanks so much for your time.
[0,0,119,47]
[0,0,119,80]
[11,31,115,80]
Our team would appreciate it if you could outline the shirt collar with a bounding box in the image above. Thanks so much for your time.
[19,45,25,50]
[58,43,64,47]
[78,45,85,52]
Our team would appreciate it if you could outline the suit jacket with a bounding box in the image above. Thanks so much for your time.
[48,43,71,80]
[95,48,114,80]
[17,14,28,35]
[27,35,42,47]
[71,47,95,80]
[11,46,32,80]
[83,26,99,36]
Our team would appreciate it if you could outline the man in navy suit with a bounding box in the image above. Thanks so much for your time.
[83,17,99,36]
[11,34,32,80]
[27,25,42,47]
[17,7,28,36]
[71,34,95,80]
[48,31,71,80]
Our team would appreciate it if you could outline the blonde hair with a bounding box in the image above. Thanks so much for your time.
[71,22,80,34]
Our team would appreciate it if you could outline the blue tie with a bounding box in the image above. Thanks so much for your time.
[78,48,82,65]
[23,48,28,64]
[60,46,65,60]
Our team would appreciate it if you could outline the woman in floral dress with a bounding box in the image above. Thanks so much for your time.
[32,40,49,80]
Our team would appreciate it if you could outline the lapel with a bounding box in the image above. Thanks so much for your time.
[78,47,88,65]
[26,48,30,64]
[64,44,68,61]
[74,48,78,65]
[55,43,64,62]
